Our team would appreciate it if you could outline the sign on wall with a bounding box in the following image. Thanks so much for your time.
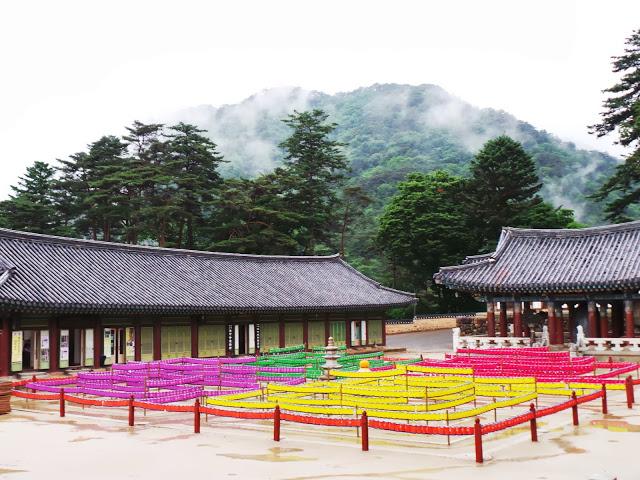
[11,330,23,371]
[59,329,69,368]
[40,330,49,370]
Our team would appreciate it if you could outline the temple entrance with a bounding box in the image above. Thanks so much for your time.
[230,323,256,355]
[60,328,94,368]
[103,327,135,365]
[350,320,367,346]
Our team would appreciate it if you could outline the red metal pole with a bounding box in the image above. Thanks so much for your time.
[128,395,134,427]
[571,391,579,426]
[601,384,608,415]
[625,376,634,408]
[31,374,36,393]
[194,399,201,433]
[59,388,65,418]
[274,405,281,441]
[361,411,369,451]
[529,403,537,442]
[474,418,483,464]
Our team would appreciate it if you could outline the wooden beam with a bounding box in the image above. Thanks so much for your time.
[588,301,598,338]
[153,321,161,361]
[191,316,198,358]
[513,301,523,337]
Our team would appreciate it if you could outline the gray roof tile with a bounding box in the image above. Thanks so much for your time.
[0,229,415,314]
[434,221,640,294]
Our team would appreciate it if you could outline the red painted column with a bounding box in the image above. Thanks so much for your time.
[556,304,564,345]
[588,301,598,338]
[567,304,575,342]
[49,317,59,372]
[513,301,523,337]
[93,317,102,368]
[599,304,609,339]
[134,324,142,362]
[499,302,508,337]
[625,300,635,338]
[0,315,9,377]
[381,313,387,347]
[302,314,309,350]
[547,302,558,345]
[611,301,624,337]
[278,318,285,348]
[153,321,161,361]
[191,317,198,358]
[486,302,496,337]
[345,316,352,348]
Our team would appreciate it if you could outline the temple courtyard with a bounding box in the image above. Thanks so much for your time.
[1,331,638,480]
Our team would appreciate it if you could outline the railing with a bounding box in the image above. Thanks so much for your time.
[580,338,640,353]
[387,312,479,325]
[452,327,536,353]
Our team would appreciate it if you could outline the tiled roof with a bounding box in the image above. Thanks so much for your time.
[0,229,415,314]
[434,221,640,294]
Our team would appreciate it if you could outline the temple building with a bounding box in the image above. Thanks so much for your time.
[0,228,415,375]
[434,221,640,345]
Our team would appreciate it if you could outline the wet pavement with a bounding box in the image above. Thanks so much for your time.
[386,329,452,353]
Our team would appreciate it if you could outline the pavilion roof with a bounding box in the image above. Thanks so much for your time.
[434,221,640,295]
[0,228,415,314]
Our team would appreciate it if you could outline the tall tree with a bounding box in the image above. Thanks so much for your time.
[279,109,348,254]
[163,122,225,248]
[590,29,640,222]
[0,161,61,234]
[377,171,479,311]
[339,185,371,257]
[466,135,542,249]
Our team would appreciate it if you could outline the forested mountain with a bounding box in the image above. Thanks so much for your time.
[172,83,618,223]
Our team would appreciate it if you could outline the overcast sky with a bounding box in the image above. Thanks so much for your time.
[0,0,638,198]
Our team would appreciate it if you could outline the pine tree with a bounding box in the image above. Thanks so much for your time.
[279,109,348,254]
[590,29,640,221]
[466,135,542,249]
[163,122,225,248]
[0,161,61,234]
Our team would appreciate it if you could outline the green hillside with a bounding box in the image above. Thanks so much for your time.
[174,83,618,225]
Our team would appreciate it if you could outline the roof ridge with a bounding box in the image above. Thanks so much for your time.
[336,257,415,298]
[0,227,340,262]
[505,220,640,237]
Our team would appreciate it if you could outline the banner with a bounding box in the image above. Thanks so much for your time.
[59,329,69,368]
[11,330,23,371]
[85,329,94,366]
[40,330,50,370]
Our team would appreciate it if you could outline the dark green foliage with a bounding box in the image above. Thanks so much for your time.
[377,171,479,311]
[278,110,348,254]
[0,161,63,234]
[466,136,543,250]
[589,29,640,222]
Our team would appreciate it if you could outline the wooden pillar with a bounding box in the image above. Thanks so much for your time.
[513,301,523,337]
[302,314,309,350]
[345,315,352,348]
[599,304,609,339]
[612,301,624,337]
[324,314,330,345]
[547,301,558,345]
[0,315,9,377]
[567,304,575,342]
[364,312,370,346]
[49,317,59,372]
[278,317,285,348]
[153,321,161,361]
[93,317,102,368]
[587,301,598,338]
[134,323,142,362]
[498,302,508,337]
[625,299,635,338]
[381,313,387,347]
[486,301,496,337]
[555,304,564,345]
[191,317,198,358]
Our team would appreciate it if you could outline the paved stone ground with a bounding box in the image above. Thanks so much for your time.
[1,330,638,480]
[386,328,453,353]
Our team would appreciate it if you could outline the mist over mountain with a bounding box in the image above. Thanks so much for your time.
[170,83,619,223]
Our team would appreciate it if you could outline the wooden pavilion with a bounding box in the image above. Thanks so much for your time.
[0,228,415,376]
[434,221,640,345]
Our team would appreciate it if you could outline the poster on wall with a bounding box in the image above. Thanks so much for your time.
[59,329,69,368]
[85,329,94,366]
[11,330,23,371]
[40,330,50,370]
[126,327,135,361]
